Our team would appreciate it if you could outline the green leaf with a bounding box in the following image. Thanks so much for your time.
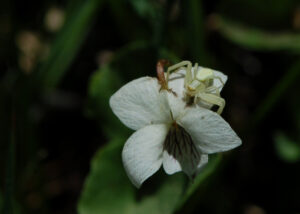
[275,133,300,163]
[77,138,134,214]
[252,61,300,126]
[128,0,157,20]
[87,66,122,116]
[78,138,185,214]
[215,16,300,53]
[86,65,131,138]
[86,40,155,138]
[159,48,181,63]
[37,0,104,91]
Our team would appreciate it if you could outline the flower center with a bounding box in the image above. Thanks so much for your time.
[163,122,200,166]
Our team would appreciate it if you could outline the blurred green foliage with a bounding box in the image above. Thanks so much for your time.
[275,133,300,163]
[175,154,222,212]
[78,137,136,214]
[185,0,206,63]
[215,16,300,53]
[37,0,104,91]
[253,61,300,125]
[78,137,185,214]
[129,0,158,20]
[86,65,130,138]
[218,0,298,27]
[0,191,2,211]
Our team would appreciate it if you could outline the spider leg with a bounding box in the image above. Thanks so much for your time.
[193,63,198,79]
[166,61,192,83]
[213,76,225,88]
[205,86,220,96]
[193,94,200,105]
[167,61,192,74]
[184,62,193,89]
[197,93,225,114]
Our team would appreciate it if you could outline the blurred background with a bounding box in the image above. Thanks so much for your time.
[1,0,300,213]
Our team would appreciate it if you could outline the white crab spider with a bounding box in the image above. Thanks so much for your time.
[166,61,226,114]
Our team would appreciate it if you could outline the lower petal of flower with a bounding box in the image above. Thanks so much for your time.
[163,123,204,177]
[122,124,168,188]
[179,107,242,154]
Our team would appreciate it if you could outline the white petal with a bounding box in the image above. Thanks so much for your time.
[162,124,207,177]
[122,124,168,188]
[178,107,242,154]
[163,150,209,177]
[166,92,186,120]
[167,69,186,97]
[175,150,206,177]
[162,151,182,175]
[213,70,227,91]
[110,77,171,130]
[196,154,208,174]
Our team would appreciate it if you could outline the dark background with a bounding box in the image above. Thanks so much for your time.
[1,0,300,213]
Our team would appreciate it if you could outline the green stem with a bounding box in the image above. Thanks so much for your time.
[174,154,222,213]
[252,60,300,127]
[185,0,206,63]
[215,15,300,53]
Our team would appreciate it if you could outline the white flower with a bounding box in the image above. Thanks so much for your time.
[109,76,241,188]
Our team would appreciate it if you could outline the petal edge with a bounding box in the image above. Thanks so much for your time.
[110,77,171,130]
[179,107,242,154]
[122,124,168,188]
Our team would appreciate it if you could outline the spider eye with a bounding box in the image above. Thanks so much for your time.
[196,68,214,81]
